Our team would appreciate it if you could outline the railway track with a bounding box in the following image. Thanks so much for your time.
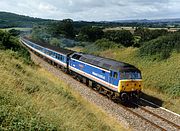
[138,100,180,128]
[120,104,167,131]
[29,49,180,131]
[129,101,180,130]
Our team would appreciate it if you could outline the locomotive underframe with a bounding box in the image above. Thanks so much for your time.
[69,70,141,102]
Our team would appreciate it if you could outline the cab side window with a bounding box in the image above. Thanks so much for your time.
[110,72,112,77]
[113,72,118,79]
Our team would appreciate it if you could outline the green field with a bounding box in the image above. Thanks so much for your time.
[0,27,32,31]
[104,26,180,33]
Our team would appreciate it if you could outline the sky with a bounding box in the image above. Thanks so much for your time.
[0,0,180,21]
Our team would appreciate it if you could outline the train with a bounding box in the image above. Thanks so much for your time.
[20,37,142,101]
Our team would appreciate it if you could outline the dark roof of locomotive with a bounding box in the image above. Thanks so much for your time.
[71,52,140,72]
[23,37,74,55]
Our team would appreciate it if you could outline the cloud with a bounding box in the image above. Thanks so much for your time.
[38,3,57,12]
[0,0,180,21]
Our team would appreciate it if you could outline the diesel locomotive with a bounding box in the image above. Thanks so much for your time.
[21,37,142,101]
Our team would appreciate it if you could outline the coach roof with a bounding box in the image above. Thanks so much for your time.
[71,52,140,72]
[23,37,74,55]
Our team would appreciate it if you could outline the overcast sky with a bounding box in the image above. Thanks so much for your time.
[0,0,180,21]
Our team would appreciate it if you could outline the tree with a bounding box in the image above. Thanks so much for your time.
[77,26,104,42]
[31,25,51,42]
[61,19,75,38]
[134,27,168,42]
[104,30,134,47]
[0,30,5,41]
[8,29,21,36]
[2,32,10,48]
[50,19,75,38]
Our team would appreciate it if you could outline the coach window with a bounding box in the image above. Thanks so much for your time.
[113,72,118,79]
[59,55,62,60]
[59,55,62,61]
[62,56,64,61]
[50,51,52,56]
[46,50,48,53]
[52,52,53,57]
[56,54,59,60]
[56,53,58,58]
[50,51,53,56]
[60,55,62,60]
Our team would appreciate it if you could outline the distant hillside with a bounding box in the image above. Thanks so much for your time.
[0,11,53,28]
[114,18,180,23]
[1,11,180,29]
[113,18,180,28]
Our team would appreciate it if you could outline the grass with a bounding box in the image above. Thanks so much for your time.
[103,27,135,34]
[0,27,32,31]
[98,47,180,114]
[0,50,126,130]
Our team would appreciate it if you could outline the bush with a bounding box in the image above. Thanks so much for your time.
[0,105,57,130]
[139,32,180,60]
[134,27,168,42]
[8,29,21,36]
[50,37,62,47]
[83,39,121,54]
[95,38,120,50]
[0,30,32,64]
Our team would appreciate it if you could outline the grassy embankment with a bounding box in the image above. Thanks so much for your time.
[82,36,180,114]
[0,32,125,130]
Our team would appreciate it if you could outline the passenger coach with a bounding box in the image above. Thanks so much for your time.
[21,38,74,71]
